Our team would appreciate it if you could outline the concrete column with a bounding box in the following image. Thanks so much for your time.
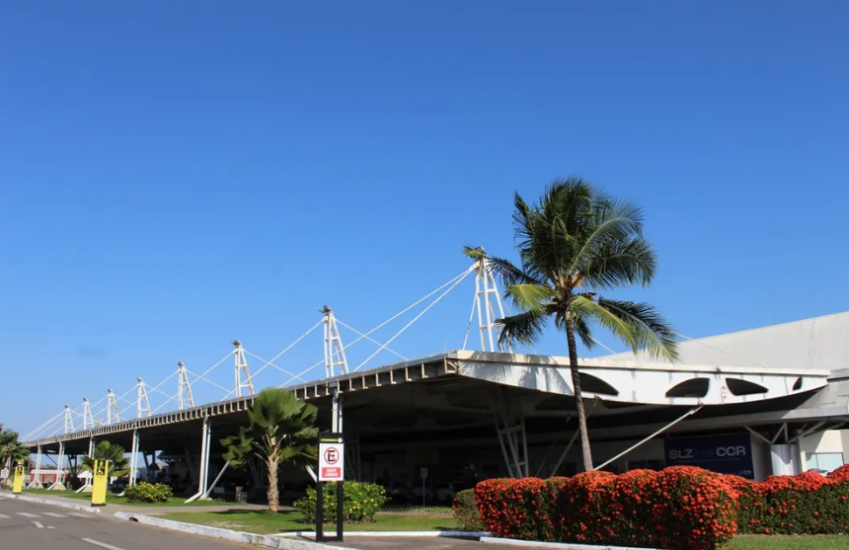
[129,429,140,486]
[197,417,210,495]
[770,443,804,476]
[28,445,43,489]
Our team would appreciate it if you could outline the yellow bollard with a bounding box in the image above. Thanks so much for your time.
[12,465,24,494]
[91,460,108,507]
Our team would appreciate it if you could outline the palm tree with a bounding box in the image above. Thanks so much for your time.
[83,440,130,478]
[222,388,318,513]
[0,426,29,469]
[471,177,678,472]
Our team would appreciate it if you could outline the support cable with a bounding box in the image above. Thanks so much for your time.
[354,268,473,371]
[335,319,407,361]
[186,369,231,394]
[280,267,473,386]
[243,320,324,381]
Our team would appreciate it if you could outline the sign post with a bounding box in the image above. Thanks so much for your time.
[91,459,108,507]
[12,464,24,495]
[316,432,344,543]
[420,467,428,506]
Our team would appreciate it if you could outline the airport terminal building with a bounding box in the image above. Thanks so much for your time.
[21,309,849,497]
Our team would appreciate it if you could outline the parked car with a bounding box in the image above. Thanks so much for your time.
[384,482,413,502]
[435,481,456,502]
[411,481,436,503]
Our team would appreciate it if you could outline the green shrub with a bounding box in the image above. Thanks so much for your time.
[294,481,388,524]
[124,482,173,503]
[452,489,485,531]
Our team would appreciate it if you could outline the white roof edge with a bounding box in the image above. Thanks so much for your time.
[449,350,830,377]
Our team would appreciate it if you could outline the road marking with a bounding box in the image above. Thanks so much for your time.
[33,521,44,529]
[17,512,40,518]
[82,538,127,550]
[0,513,10,519]
[43,512,67,518]
[68,513,93,518]
[48,526,56,530]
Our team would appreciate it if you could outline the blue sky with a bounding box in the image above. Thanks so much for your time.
[2,1,848,436]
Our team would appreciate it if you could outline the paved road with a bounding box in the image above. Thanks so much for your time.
[0,497,247,550]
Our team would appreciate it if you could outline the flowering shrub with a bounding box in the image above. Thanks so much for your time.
[475,478,557,540]
[827,464,849,482]
[451,489,485,532]
[608,469,660,548]
[124,482,172,503]
[731,471,849,535]
[648,467,738,550]
[477,467,738,550]
[556,471,617,544]
[294,481,388,524]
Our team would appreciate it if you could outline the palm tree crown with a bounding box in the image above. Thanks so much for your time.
[83,440,130,478]
[474,177,677,471]
[222,388,318,512]
[0,426,29,467]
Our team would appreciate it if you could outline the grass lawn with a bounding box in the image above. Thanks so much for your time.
[162,510,459,534]
[20,488,234,507]
[726,535,848,549]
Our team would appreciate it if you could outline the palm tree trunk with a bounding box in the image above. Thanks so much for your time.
[266,455,279,513]
[565,313,594,472]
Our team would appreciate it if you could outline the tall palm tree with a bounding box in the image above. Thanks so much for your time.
[470,177,677,472]
[222,388,318,513]
[83,440,130,478]
[0,426,29,469]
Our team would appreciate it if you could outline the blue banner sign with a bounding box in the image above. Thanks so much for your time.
[664,433,754,479]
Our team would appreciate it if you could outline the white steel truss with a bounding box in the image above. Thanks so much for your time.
[471,254,512,353]
[64,405,75,434]
[82,399,94,429]
[321,306,349,378]
[233,340,255,397]
[107,389,119,424]
[494,413,529,478]
[178,362,195,410]
[137,378,152,418]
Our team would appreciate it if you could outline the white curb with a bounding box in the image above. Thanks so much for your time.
[274,530,489,538]
[481,537,663,550]
[114,512,343,549]
[0,493,101,514]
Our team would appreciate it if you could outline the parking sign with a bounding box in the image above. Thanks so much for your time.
[319,437,345,481]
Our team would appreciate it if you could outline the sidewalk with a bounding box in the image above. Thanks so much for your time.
[2,489,268,515]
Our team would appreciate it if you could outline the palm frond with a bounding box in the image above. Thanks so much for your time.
[568,294,638,350]
[581,236,657,289]
[497,308,549,345]
[485,254,547,287]
[504,283,552,313]
[597,298,678,361]
[568,197,646,279]
[462,245,486,261]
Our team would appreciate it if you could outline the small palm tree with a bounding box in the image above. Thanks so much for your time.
[0,426,29,469]
[222,388,318,513]
[83,440,130,478]
[471,177,677,472]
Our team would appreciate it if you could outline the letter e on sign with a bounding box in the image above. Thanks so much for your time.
[319,441,345,481]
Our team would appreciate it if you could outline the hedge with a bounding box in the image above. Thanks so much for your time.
[733,471,849,535]
[294,481,388,524]
[476,467,739,550]
[451,489,485,532]
[474,466,849,550]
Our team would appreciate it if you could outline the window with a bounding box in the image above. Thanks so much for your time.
[627,460,665,472]
[806,452,844,473]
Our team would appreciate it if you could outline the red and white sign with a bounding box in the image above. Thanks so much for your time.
[319,441,345,481]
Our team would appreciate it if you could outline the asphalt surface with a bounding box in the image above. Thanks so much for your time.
[0,497,248,550]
